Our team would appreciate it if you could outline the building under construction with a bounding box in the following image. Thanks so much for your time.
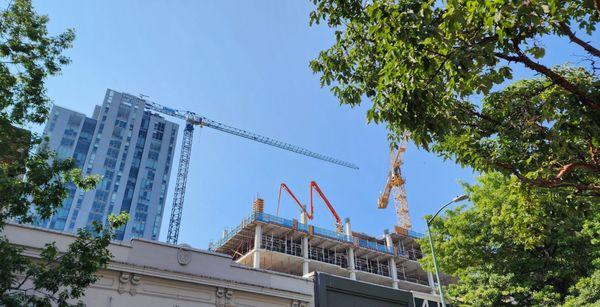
[210,198,449,306]
[135,88,447,306]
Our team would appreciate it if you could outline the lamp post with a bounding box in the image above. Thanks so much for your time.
[427,194,469,307]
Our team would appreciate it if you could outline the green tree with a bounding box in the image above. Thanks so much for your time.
[421,173,598,305]
[309,0,600,305]
[309,0,599,194]
[0,1,128,305]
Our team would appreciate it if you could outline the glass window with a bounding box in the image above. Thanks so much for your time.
[146,159,157,169]
[101,179,111,190]
[136,203,148,213]
[154,122,165,132]
[64,128,78,137]
[109,140,122,148]
[87,212,103,225]
[148,151,159,161]
[112,127,124,138]
[91,201,106,213]
[134,212,147,222]
[56,145,72,160]
[95,190,109,202]
[104,170,114,180]
[60,137,75,147]
[150,141,161,152]
[117,105,131,119]
[107,148,119,159]
[152,131,163,141]
[103,158,116,169]
[115,119,127,128]
[68,114,83,126]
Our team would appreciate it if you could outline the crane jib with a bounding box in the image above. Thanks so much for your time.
[199,117,358,170]
[141,98,358,244]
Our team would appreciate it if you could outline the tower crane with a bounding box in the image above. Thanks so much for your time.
[142,98,358,244]
[276,181,343,232]
[378,132,411,232]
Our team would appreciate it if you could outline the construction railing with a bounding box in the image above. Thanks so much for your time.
[358,239,394,255]
[308,245,348,268]
[355,257,391,277]
[210,211,423,257]
[408,229,425,239]
[312,225,353,243]
[211,213,255,250]
[406,249,423,261]
[261,235,303,257]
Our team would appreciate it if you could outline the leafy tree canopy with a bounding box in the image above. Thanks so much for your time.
[310,0,600,305]
[420,172,599,305]
[0,1,128,305]
[309,0,599,194]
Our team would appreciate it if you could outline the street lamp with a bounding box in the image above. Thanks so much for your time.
[427,194,469,307]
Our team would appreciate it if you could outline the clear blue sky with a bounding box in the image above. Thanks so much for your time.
[37,1,591,247]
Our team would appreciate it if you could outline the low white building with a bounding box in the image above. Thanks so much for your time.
[4,223,313,306]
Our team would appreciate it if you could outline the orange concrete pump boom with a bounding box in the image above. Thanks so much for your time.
[276,181,343,232]
[309,181,342,231]
[276,183,307,216]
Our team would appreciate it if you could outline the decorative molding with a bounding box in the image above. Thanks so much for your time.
[117,271,142,296]
[291,300,309,307]
[105,262,312,302]
[118,272,130,294]
[130,274,141,296]
[225,288,233,300]
[177,245,192,265]
[216,287,234,307]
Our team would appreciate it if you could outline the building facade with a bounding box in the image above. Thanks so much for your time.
[38,89,178,241]
[4,222,313,307]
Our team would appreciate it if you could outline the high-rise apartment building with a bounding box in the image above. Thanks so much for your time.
[38,89,178,240]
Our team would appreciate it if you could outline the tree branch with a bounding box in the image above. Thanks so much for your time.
[556,162,600,179]
[495,162,600,192]
[14,271,32,291]
[495,40,599,111]
[558,22,600,58]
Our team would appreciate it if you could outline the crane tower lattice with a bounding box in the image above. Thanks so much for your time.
[378,132,411,231]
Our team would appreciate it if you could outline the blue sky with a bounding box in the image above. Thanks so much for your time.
[32,1,591,247]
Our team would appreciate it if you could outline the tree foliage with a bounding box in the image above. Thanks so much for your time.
[0,1,128,305]
[420,173,598,305]
[309,0,599,194]
[310,0,600,305]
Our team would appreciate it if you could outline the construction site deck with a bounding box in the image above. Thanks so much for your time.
[209,202,451,299]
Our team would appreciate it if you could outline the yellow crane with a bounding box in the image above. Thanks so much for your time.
[378,132,411,233]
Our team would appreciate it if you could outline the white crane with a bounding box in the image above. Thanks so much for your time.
[142,98,358,244]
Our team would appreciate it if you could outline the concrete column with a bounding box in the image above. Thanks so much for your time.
[344,218,357,280]
[344,218,352,237]
[347,247,356,280]
[253,224,262,269]
[384,230,399,289]
[300,211,308,224]
[428,271,436,294]
[302,236,309,276]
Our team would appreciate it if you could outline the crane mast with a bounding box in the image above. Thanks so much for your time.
[166,122,194,243]
[142,98,358,244]
[378,132,411,231]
